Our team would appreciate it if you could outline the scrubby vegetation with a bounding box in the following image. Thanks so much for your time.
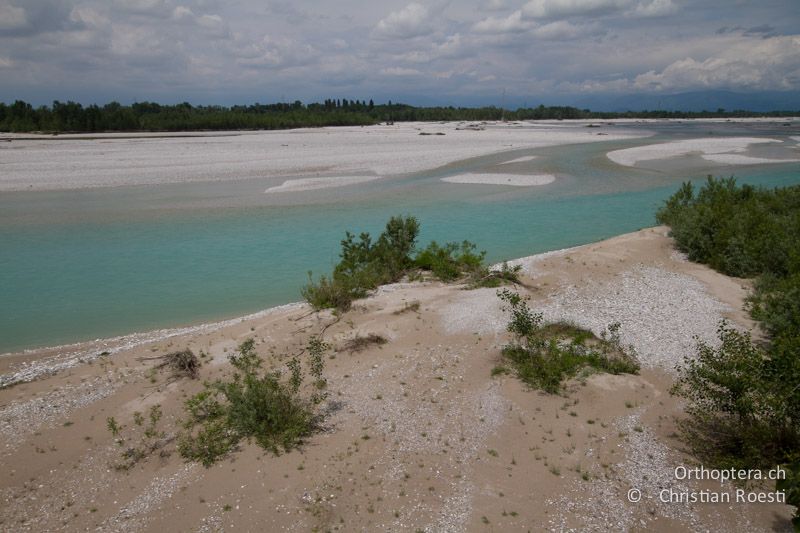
[658,177,800,522]
[106,405,170,471]
[178,338,328,466]
[341,334,388,354]
[496,289,639,393]
[303,215,519,311]
[3,99,796,133]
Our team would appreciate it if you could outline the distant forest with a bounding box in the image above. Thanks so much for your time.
[1,98,798,133]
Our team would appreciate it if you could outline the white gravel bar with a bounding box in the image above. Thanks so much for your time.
[500,155,538,164]
[538,266,731,372]
[441,173,555,186]
[606,137,780,166]
[264,175,381,193]
[0,121,647,191]
[702,153,800,165]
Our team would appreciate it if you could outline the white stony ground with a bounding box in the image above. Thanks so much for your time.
[0,121,646,191]
[606,137,781,166]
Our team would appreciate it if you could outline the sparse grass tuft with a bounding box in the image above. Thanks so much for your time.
[341,333,388,353]
[496,289,639,393]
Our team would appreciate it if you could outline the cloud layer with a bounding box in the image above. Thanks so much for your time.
[0,0,797,105]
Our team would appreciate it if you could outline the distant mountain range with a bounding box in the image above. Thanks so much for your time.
[397,90,800,113]
[547,90,800,113]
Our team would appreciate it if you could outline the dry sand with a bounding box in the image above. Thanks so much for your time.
[0,122,645,191]
[0,227,793,532]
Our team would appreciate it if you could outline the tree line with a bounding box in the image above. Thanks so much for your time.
[1,98,797,133]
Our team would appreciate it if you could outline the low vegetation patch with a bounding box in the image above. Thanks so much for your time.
[393,301,421,315]
[106,405,170,471]
[303,215,520,311]
[496,289,639,393]
[659,177,800,524]
[178,338,328,466]
[341,333,388,354]
[139,349,201,381]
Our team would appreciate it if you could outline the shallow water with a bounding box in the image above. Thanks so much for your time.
[1,121,799,352]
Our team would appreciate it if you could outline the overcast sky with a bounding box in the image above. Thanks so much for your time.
[0,0,798,106]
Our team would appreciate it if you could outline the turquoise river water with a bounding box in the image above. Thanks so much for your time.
[1,121,799,353]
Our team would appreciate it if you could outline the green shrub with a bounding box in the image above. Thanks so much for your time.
[470,262,523,288]
[777,460,800,530]
[659,178,800,489]
[496,289,639,393]
[656,177,800,280]
[303,215,420,311]
[301,273,358,311]
[670,322,798,469]
[750,273,800,339]
[414,240,485,281]
[303,216,519,311]
[178,338,327,466]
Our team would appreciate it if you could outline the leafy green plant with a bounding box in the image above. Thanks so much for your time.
[496,289,638,393]
[414,240,484,281]
[303,216,520,311]
[659,178,800,499]
[303,216,420,311]
[671,322,799,470]
[178,337,328,466]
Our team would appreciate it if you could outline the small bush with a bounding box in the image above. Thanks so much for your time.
[659,178,800,512]
[671,322,799,470]
[301,273,356,311]
[496,289,639,393]
[470,262,522,288]
[303,215,420,311]
[302,216,520,311]
[178,337,328,466]
[414,240,485,281]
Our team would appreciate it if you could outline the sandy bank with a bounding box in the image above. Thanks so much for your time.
[0,227,791,532]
